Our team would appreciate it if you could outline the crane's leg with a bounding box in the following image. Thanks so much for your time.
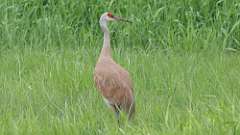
[112,105,120,126]
[115,111,120,125]
[103,98,121,125]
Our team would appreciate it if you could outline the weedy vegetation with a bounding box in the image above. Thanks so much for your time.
[0,0,240,134]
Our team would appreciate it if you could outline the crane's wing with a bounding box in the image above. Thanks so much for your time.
[94,59,133,103]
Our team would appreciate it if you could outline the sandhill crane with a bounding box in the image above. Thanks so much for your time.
[94,12,135,122]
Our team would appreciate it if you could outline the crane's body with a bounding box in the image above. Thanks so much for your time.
[94,12,135,121]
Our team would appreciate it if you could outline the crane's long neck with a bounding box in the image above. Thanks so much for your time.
[100,21,111,58]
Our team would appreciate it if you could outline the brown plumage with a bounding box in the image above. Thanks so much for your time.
[94,12,135,121]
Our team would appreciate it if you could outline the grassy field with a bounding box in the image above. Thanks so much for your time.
[1,0,240,134]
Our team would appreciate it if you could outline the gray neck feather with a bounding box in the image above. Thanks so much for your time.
[99,19,111,57]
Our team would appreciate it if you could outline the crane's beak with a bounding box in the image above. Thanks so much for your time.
[113,16,132,23]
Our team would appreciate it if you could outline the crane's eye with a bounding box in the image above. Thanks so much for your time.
[107,12,114,18]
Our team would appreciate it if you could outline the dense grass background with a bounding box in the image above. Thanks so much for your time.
[1,0,240,50]
[0,0,240,134]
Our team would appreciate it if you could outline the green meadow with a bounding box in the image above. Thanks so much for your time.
[0,0,240,134]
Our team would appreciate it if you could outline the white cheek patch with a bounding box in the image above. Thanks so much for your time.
[103,98,112,108]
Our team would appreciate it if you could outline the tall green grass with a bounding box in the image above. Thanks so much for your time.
[1,47,240,135]
[0,0,240,134]
[1,0,240,50]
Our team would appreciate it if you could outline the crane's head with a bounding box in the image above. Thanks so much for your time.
[99,12,131,32]
[99,12,131,25]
